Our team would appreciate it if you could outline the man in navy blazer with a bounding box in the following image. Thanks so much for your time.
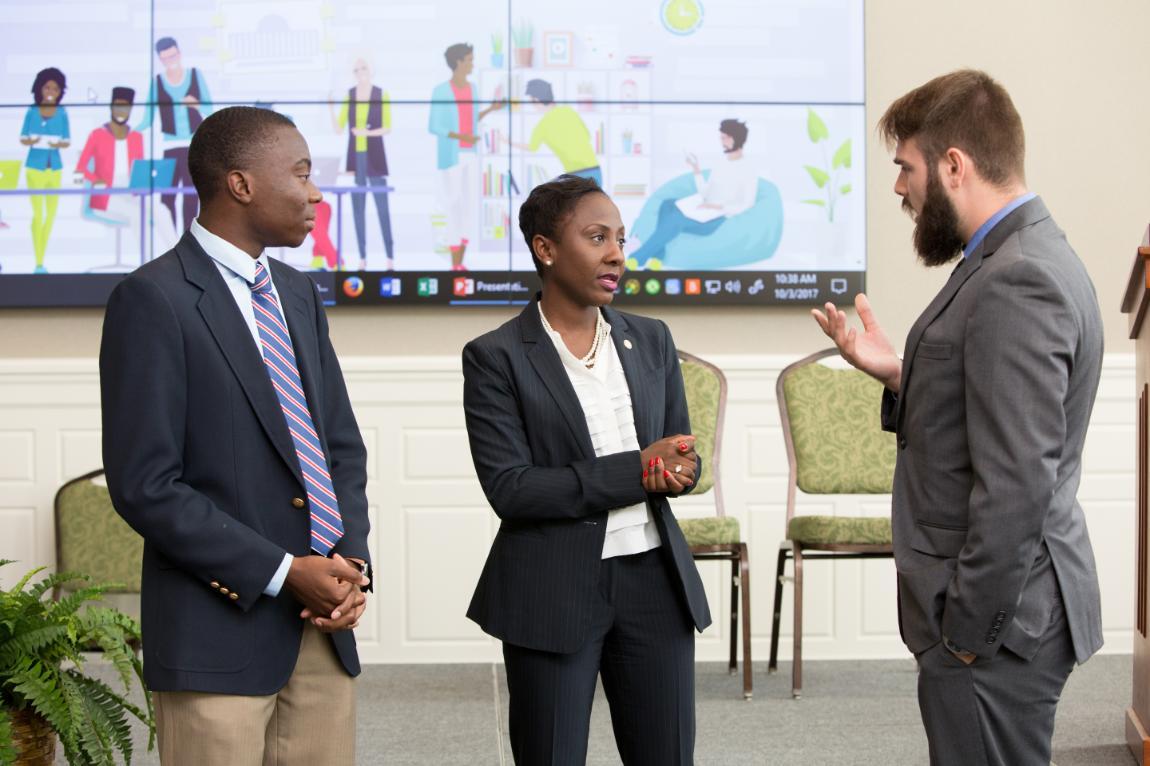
[100,106,370,764]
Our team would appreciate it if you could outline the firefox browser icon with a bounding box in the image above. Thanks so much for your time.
[342,277,364,298]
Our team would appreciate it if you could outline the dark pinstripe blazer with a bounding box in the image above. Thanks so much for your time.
[462,299,711,653]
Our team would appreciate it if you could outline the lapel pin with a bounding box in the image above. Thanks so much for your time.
[623,339,633,350]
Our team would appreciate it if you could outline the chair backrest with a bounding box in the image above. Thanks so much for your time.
[678,350,727,514]
[54,469,143,593]
[776,349,897,519]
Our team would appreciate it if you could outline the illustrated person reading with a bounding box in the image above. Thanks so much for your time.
[462,174,711,765]
[812,70,1103,766]
[627,118,757,271]
[100,106,372,766]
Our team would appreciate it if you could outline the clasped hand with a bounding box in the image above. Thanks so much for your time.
[284,553,370,633]
[640,434,697,494]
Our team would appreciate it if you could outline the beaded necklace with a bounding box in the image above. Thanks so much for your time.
[539,305,608,368]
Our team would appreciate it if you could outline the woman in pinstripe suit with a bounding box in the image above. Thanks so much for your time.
[462,175,712,765]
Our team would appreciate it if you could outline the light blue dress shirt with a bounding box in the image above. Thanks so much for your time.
[963,192,1037,258]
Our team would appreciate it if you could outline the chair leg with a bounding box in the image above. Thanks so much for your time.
[739,542,752,701]
[768,545,788,674]
[728,554,738,675]
[793,546,803,699]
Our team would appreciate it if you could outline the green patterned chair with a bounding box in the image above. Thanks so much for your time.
[769,349,896,698]
[54,468,144,649]
[675,351,752,700]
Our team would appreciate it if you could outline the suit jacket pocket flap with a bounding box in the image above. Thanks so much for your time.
[916,341,953,360]
[910,520,967,558]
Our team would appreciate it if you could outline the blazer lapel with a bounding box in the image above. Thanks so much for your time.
[895,196,1053,431]
[603,307,653,446]
[177,234,304,486]
[520,300,595,459]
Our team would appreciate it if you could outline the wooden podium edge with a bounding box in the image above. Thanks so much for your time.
[1127,707,1150,765]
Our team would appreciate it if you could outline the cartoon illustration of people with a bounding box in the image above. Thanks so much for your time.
[428,42,504,271]
[628,119,757,270]
[137,36,212,233]
[74,86,143,226]
[506,79,602,187]
[331,57,394,271]
[20,67,70,274]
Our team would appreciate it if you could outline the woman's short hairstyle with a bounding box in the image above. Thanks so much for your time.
[878,69,1025,187]
[518,174,604,276]
[31,68,66,104]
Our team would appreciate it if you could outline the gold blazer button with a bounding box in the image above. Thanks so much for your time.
[229,593,239,601]
[210,581,220,590]
[292,497,306,509]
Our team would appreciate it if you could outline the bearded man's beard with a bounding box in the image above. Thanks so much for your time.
[907,168,965,267]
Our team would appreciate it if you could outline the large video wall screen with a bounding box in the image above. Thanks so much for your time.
[0,0,865,307]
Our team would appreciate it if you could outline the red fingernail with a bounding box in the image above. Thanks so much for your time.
[649,458,655,467]
[679,442,688,451]
[643,469,649,479]
[664,470,671,479]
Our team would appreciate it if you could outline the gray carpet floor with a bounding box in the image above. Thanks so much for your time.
[67,655,1136,765]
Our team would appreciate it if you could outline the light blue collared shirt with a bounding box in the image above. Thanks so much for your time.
[963,192,1037,258]
[189,219,294,598]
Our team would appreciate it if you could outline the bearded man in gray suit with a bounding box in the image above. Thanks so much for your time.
[813,69,1103,765]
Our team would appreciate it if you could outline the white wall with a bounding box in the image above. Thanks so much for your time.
[0,354,1134,663]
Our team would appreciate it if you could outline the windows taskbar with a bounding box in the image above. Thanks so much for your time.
[327,270,865,307]
[0,270,864,308]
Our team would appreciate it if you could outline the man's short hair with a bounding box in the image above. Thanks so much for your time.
[188,106,297,204]
[719,119,748,151]
[31,68,66,105]
[525,79,554,105]
[154,37,178,55]
[878,69,1025,187]
[444,43,473,71]
[518,174,604,276]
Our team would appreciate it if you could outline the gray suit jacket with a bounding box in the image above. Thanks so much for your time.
[881,197,1103,663]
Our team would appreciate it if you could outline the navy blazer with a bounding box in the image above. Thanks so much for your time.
[100,232,370,695]
[463,299,711,653]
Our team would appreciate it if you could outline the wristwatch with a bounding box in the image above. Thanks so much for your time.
[348,558,374,593]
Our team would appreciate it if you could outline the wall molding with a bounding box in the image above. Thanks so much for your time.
[0,353,1136,664]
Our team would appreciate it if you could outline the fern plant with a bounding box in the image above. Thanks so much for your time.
[0,560,153,765]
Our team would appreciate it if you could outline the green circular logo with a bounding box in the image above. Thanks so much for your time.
[644,278,662,295]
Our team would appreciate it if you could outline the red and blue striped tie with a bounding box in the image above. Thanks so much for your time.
[250,262,344,555]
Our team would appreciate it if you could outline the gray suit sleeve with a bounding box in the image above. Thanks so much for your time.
[941,258,1077,658]
[462,340,648,521]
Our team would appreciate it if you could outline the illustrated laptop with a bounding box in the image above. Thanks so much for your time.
[309,156,342,187]
[128,158,176,190]
[0,160,20,191]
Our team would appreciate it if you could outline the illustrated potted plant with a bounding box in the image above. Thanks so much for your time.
[490,32,504,69]
[0,561,153,765]
[512,19,534,68]
[801,107,852,223]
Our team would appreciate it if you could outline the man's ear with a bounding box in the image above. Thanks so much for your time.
[941,147,968,189]
[225,169,254,205]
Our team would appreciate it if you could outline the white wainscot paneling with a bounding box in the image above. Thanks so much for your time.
[0,354,1136,664]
